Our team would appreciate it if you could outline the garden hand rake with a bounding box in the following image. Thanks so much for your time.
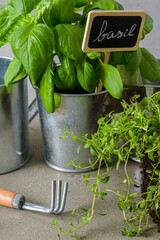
[0,180,68,214]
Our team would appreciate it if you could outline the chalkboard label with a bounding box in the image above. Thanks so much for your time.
[82,11,146,52]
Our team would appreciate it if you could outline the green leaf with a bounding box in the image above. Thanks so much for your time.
[52,220,58,226]
[9,0,40,14]
[129,193,139,199]
[100,176,110,184]
[141,14,153,40]
[110,52,126,65]
[77,145,82,154]
[34,0,52,24]
[54,65,77,90]
[37,60,55,113]
[121,101,128,109]
[76,163,85,169]
[90,147,98,156]
[75,0,90,8]
[89,158,92,165]
[84,143,90,149]
[101,62,123,99]
[99,192,107,200]
[116,160,120,170]
[54,24,84,61]
[124,48,142,76]
[0,12,34,46]
[116,65,142,87]
[128,130,134,138]
[155,203,159,210]
[148,185,158,192]
[140,97,149,108]
[122,179,127,183]
[58,53,75,75]
[87,52,101,60]
[77,62,96,92]
[140,48,160,82]
[4,57,26,87]
[148,152,155,161]
[0,5,20,45]
[92,0,117,10]
[154,170,160,176]
[11,24,54,85]
[49,0,75,25]
[114,2,124,10]
[54,93,61,109]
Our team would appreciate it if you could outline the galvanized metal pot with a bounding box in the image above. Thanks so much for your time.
[0,57,31,174]
[36,90,108,173]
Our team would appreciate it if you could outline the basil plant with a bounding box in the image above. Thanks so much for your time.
[0,0,160,113]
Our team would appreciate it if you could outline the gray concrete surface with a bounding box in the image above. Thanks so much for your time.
[0,1,160,240]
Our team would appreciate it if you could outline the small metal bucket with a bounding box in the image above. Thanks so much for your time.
[0,57,31,174]
[36,90,108,173]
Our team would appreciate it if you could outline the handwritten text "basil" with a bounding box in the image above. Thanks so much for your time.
[93,20,137,43]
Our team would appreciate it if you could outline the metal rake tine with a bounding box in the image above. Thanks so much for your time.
[52,181,68,214]
[48,180,56,213]
[52,180,61,212]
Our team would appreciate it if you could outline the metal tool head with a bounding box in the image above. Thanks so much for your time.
[22,180,68,214]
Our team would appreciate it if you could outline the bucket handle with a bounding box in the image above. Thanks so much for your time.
[28,98,38,123]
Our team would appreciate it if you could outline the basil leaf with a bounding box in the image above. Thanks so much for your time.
[49,0,75,25]
[4,57,26,87]
[0,5,20,44]
[116,65,142,87]
[54,24,84,61]
[0,5,34,46]
[114,2,124,10]
[75,0,90,8]
[58,53,75,75]
[140,48,160,82]
[92,0,117,10]
[110,52,126,65]
[141,14,153,40]
[37,60,55,113]
[34,0,52,24]
[77,62,96,92]
[54,65,77,90]
[101,63,123,99]
[83,0,116,18]
[54,93,61,109]
[9,0,40,14]
[87,52,101,60]
[124,48,142,76]
[11,24,54,85]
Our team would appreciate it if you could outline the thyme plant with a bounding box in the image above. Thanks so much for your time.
[53,92,160,239]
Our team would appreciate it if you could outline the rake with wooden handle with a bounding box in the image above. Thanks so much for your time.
[0,180,68,214]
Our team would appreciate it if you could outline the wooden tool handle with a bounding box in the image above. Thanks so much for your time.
[0,188,17,208]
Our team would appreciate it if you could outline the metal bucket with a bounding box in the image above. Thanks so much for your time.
[36,90,108,173]
[0,57,30,174]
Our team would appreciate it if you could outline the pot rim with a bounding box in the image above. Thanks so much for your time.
[54,89,108,97]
